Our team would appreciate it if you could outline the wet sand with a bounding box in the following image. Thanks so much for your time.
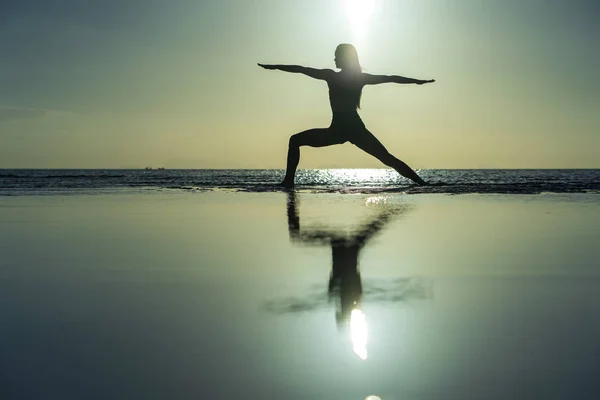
[1,191,599,399]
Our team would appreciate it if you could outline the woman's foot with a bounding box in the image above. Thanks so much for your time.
[279,180,294,188]
[411,176,429,186]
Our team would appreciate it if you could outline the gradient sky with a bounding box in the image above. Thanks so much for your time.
[1,0,599,169]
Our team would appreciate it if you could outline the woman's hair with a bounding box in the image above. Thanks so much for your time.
[335,43,362,72]
[335,43,363,108]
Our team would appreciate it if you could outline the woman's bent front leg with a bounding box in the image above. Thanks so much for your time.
[281,128,343,187]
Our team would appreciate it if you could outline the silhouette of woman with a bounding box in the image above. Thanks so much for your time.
[259,43,435,187]
[286,192,403,334]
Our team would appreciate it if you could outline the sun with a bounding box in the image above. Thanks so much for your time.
[345,0,375,42]
[350,308,368,360]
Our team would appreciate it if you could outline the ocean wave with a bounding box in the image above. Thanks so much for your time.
[223,182,600,195]
[1,169,599,196]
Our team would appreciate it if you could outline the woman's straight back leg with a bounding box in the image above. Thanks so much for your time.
[350,129,427,185]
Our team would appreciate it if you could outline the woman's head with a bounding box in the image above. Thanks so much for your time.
[334,43,361,72]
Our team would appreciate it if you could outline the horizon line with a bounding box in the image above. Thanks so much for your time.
[1,167,599,171]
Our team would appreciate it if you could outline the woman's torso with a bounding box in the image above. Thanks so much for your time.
[327,72,363,114]
[327,72,366,139]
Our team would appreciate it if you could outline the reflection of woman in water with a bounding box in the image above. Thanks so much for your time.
[259,43,435,188]
[286,192,402,359]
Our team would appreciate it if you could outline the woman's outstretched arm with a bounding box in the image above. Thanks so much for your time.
[258,64,333,81]
[363,73,435,85]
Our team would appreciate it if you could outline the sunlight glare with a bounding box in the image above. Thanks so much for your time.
[350,307,368,360]
[345,0,375,43]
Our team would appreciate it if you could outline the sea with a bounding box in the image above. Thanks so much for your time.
[2,168,600,398]
[1,168,599,196]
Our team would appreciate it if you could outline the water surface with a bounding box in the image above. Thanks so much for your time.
[1,192,599,399]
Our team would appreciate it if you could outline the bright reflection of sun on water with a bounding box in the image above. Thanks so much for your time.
[345,0,375,43]
[350,307,368,360]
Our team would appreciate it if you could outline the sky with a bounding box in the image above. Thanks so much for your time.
[1,0,599,169]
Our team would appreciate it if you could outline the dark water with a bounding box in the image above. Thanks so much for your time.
[1,169,599,195]
[1,189,599,399]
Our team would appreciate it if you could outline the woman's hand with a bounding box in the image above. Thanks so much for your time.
[258,63,276,70]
